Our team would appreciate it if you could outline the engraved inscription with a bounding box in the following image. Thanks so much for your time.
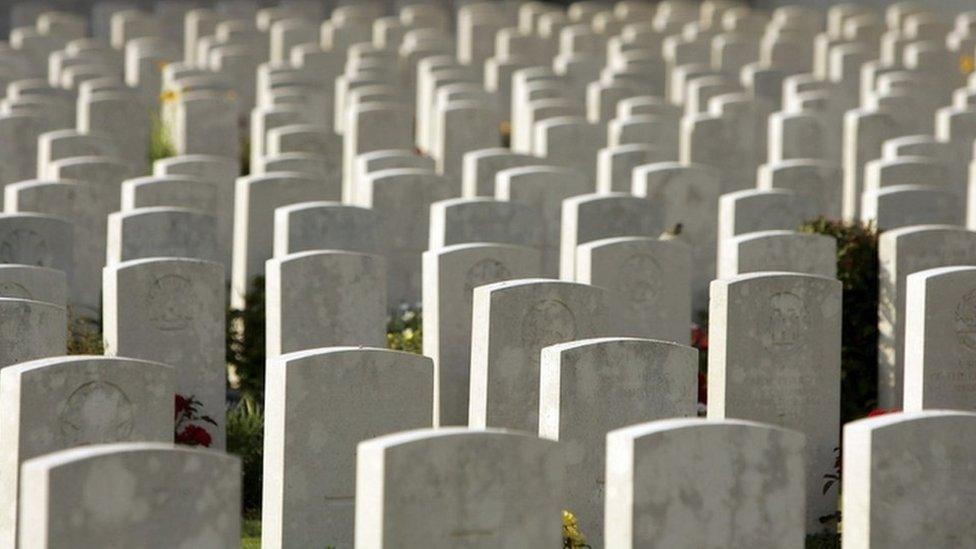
[59,381,134,446]
[767,292,805,350]
[464,259,511,295]
[146,274,194,331]
[0,229,53,267]
[0,281,31,299]
[520,299,577,356]
[622,253,662,305]
[954,289,976,351]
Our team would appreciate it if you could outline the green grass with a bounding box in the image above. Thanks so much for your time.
[241,517,260,548]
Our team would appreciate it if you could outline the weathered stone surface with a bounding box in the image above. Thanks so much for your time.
[540,337,698,546]
[0,356,173,547]
[605,418,806,548]
[423,243,541,426]
[843,411,976,549]
[355,428,563,549]
[19,443,240,548]
[708,272,842,532]
[263,348,433,549]
[470,279,611,431]
[266,250,386,357]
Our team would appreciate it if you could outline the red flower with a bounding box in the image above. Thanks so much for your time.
[176,425,212,447]
[175,394,188,414]
[867,408,900,417]
[691,324,708,350]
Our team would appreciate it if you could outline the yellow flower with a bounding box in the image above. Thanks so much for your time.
[160,89,179,104]
[500,121,512,136]
[562,510,588,547]
[156,60,169,71]
[961,55,974,75]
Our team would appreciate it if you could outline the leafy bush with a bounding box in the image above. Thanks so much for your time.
[799,217,879,423]
[227,401,264,515]
[806,533,841,548]
[148,112,175,164]
[240,136,251,176]
[387,303,422,354]
[67,310,103,355]
[227,278,266,408]
[174,394,217,447]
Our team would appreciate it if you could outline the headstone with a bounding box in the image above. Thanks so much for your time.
[37,130,119,180]
[469,279,611,431]
[0,114,50,208]
[843,108,905,221]
[120,177,227,270]
[266,250,387,357]
[758,159,843,220]
[577,236,692,344]
[356,168,452,306]
[0,264,65,305]
[107,206,219,265]
[272,201,379,258]
[0,212,72,279]
[174,91,239,160]
[428,197,543,251]
[904,266,976,411]
[604,418,806,548]
[461,148,541,197]
[0,298,65,369]
[103,258,225,448]
[342,102,413,204]
[632,162,721,310]
[496,165,589,277]
[423,243,541,426]
[153,154,239,277]
[433,101,500,186]
[559,193,662,281]
[719,230,837,279]
[717,188,821,273]
[532,116,605,180]
[842,411,976,548]
[49,156,134,212]
[878,225,976,408]
[231,173,329,308]
[352,150,435,205]
[78,91,151,174]
[708,272,842,533]
[862,184,961,230]
[0,356,173,547]
[540,337,698,546]
[355,428,563,548]
[4,181,104,316]
[595,143,672,194]
[263,348,433,548]
[19,442,240,547]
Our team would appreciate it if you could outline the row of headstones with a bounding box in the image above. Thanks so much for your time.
[2,352,974,548]
[7,0,976,316]
[5,0,976,418]
[6,238,976,540]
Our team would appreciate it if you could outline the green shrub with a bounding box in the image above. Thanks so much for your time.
[799,217,879,423]
[387,303,422,354]
[227,401,264,516]
[806,533,841,548]
[227,278,266,408]
[240,136,251,176]
[67,309,103,355]
[148,112,175,164]
[241,517,261,548]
